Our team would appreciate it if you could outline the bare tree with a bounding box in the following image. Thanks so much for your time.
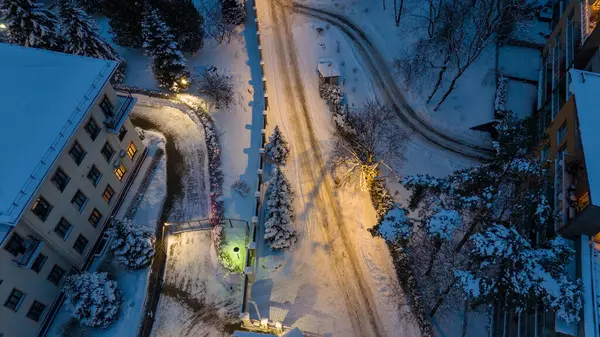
[195,0,237,43]
[330,101,409,190]
[196,66,234,108]
[394,0,405,26]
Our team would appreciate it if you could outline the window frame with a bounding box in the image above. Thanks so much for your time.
[26,300,46,322]
[50,167,70,192]
[73,235,89,255]
[84,118,101,141]
[4,288,25,312]
[31,196,53,222]
[47,265,65,286]
[54,218,73,240]
[71,190,88,213]
[114,163,127,181]
[102,185,115,204]
[126,142,137,160]
[31,253,47,273]
[69,141,87,166]
[87,165,102,187]
[118,126,128,141]
[100,95,114,117]
[88,208,103,228]
[101,142,115,162]
[4,233,24,256]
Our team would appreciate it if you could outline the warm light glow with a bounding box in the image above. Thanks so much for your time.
[0,23,6,30]
[180,77,188,85]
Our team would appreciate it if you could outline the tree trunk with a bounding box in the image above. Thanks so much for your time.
[454,221,477,253]
[427,64,447,103]
[424,238,442,276]
[434,69,462,110]
[429,278,456,317]
[461,300,469,337]
[394,0,405,27]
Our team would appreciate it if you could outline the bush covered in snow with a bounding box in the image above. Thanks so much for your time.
[265,125,290,165]
[107,219,155,269]
[62,272,120,328]
[265,167,297,250]
[196,66,234,108]
[142,8,190,92]
[319,82,343,113]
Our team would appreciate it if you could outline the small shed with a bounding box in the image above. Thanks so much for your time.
[317,58,341,84]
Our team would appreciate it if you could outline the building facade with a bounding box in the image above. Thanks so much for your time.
[0,44,145,337]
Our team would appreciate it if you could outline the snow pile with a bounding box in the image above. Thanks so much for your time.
[265,125,290,165]
[62,272,121,328]
[264,167,297,250]
[108,219,156,269]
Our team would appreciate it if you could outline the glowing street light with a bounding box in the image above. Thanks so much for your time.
[179,77,188,85]
[0,23,7,30]
[233,246,240,259]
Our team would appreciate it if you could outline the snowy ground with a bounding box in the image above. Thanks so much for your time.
[150,231,242,337]
[47,133,167,337]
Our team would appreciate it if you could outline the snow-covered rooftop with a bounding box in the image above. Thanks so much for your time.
[0,43,117,225]
[569,69,600,207]
[317,58,340,78]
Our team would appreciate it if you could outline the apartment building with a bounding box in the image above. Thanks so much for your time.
[0,43,145,337]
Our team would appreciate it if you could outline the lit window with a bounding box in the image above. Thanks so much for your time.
[126,142,137,160]
[102,185,115,204]
[114,163,127,181]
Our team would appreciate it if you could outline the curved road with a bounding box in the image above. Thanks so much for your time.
[292,3,494,161]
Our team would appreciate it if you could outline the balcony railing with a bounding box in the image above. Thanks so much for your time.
[104,94,136,132]
[13,237,43,267]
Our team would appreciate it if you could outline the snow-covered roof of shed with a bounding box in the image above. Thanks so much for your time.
[0,43,117,225]
[569,69,600,207]
[317,58,340,78]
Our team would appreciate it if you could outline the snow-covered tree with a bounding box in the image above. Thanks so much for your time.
[142,8,190,92]
[154,0,205,53]
[455,224,583,323]
[62,272,120,328]
[58,0,126,82]
[75,0,106,13]
[196,66,234,107]
[104,0,143,47]
[370,205,413,243]
[264,167,297,250]
[0,0,64,50]
[330,100,409,190]
[107,219,155,269]
[220,0,245,26]
[265,125,290,165]
[319,82,343,113]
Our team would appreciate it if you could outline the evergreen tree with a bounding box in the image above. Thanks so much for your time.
[142,7,190,91]
[58,0,126,82]
[0,0,64,50]
[75,0,106,13]
[220,0,245,26]
[104,0,143,48]
[107,219,155,269]
[265,167,297,250]
[265,125,290,165]
[154,0,204,53]
[62,272,120,328]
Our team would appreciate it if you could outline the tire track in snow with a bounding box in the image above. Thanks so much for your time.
[266,1,388,336]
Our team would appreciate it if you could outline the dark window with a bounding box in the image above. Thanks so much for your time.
[31,253,47,273]
[84,118,100,141]
[100,95,114,117]
[47,265,65,286]
[69,141,86,165]
[101,142,115,162]
[87,165,102,186]
[88,209,103,228]
[4,233,24,256]
[114,163,126,181]
[26,301,46,322]
[54,218,72,240]
[118,126,128,141]
[102,185,115,204]
[71,190,88,213]
[51,168,70,192]
[4,289,25,312]
[73,235,89,254]
[126,142,137,160]
[31,197,52,221]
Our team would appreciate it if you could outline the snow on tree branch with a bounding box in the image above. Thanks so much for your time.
[265,125,290,165]
[107,219,155,269]
[264,167,297,250]
[196,66,234,108]
[62,272,121,328]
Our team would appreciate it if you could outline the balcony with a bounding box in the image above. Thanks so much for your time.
[104,94,136,133]
[13,236,43,268]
